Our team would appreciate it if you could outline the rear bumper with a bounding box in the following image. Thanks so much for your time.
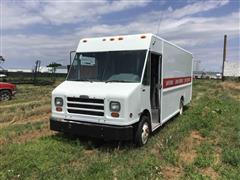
[50,117,133,140]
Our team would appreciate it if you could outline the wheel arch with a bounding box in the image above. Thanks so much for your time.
[140,109,152,132]
[0,88,12,95]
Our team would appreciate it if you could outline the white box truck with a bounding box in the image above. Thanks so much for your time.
[50,33,193,146]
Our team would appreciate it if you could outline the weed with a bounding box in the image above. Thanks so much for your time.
[222,148,240,167]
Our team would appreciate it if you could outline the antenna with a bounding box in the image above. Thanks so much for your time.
[156,12,164,35]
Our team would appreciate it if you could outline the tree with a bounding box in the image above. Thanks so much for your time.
[0,56,5,70]
[0,56,5,62]
[47,62,62,73]
[47,62,62,68]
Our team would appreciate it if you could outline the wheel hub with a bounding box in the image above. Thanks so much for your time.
[141,122,149,144]
[1,93,10,101]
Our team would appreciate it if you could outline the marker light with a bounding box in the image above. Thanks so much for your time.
[140,35,146,39]
[118,37,123,40]
[111,112,119,118]
[129,113,133,118]
[56,107,62,112]
[102,38,106,41]
[110,38,115,41]
[83,40,87,43]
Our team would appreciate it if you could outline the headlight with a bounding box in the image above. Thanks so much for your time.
[55,97,63,106]
[110,101,121,112]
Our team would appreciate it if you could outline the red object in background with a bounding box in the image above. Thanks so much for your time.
[0,82,17,100]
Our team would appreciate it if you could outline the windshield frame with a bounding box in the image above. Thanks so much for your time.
[66,50,149,83]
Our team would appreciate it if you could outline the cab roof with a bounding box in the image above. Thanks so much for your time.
[76,33,192,55]
[76,33,153,52]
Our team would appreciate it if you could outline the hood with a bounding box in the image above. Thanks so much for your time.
[52,81,141,98]
[0,82,16,89]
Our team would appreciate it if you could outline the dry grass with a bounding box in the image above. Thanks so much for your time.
[178,131,205,164]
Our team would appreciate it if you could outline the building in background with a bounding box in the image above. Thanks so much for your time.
[55,66,68,74]
[6,66,68,74]
[7,68,33,73]
[224,61,240,77]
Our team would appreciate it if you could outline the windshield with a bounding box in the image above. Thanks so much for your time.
[67,50,147,82]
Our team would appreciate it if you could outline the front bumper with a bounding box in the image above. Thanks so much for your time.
[12,90,17,96]
[50,117,133,140]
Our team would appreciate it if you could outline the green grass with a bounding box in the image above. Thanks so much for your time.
[0,80,240,179]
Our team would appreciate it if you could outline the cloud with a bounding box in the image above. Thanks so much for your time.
[1,0,150,29]
[74,10,239,47]
[168,0,229,18]
[1,2,44,29]
[1,0,239,72]
[2,33,77,67]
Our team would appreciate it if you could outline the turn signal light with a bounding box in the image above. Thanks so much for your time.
[111,112,119,118]
[56,107,62,112]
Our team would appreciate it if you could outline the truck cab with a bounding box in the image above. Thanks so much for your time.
[50,33,193,146]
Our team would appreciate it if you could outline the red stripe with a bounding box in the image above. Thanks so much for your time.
[163,76,192,89]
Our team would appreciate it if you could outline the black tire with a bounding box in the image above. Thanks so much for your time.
[135,115,151,147]
[179,99,184,115]
[0,90,11,101]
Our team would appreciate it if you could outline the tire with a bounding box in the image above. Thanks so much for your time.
[0,90,11,101]
[179,99,184,115]
[135,115,151,147]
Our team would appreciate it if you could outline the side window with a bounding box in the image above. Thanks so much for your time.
[142,55,150,85]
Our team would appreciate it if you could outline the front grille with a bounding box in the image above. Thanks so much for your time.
[67,97,104,116]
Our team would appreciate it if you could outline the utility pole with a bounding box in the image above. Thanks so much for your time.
[33,60,41,84]
[0,56,5,70]
[222,34,227,81]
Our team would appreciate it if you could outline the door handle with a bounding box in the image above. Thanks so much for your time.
[159,84,162,89]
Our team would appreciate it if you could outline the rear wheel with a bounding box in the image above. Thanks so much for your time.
[0,90,11,101]
[135,115,151,146]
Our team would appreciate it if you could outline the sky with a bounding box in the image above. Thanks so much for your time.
[0,0,239,72]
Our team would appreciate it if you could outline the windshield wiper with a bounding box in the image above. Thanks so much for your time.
[105,80,132,83]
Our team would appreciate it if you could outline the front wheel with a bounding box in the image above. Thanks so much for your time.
[0,90,11,101]
[135,115,151,146]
